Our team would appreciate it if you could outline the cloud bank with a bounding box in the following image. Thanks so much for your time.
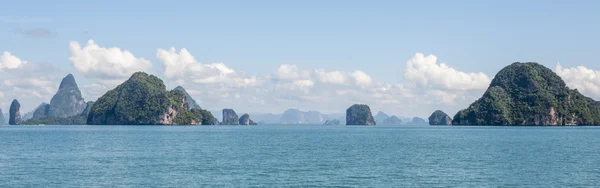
[0,51,27,70]
[69,40,152,80]
[0,52,58,112]
[555,63,600,99]
[63,43,499,116]
[405,53,490,91]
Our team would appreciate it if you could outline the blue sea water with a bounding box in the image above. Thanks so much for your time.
[1,125,599,187]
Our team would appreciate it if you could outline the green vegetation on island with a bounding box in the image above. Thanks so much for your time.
[452,62,600,125]
[346,104,376,125]
[87,72,216,125]
[428,110,452,125]
[22,115,87,125]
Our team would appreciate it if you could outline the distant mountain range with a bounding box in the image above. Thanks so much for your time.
[373,111,427,125]
[208,108,425,125]
[212,109,337,125]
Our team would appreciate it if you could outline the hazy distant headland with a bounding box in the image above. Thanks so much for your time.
[3,62,600,126]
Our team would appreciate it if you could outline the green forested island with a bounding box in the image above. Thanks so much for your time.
[87,72,216,125]
[452,62,600,126]
[428,110,452,125]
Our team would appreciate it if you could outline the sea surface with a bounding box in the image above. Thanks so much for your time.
[1,125,599,187]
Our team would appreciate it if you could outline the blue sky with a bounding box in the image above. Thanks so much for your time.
[1,0,600,117]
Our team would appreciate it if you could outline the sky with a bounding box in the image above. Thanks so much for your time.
[1,0,600,118]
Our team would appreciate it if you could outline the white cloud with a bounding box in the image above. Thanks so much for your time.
[157,47,233,78]
[156,47,257,87]
[69,40,152,79]
[0,53,58,112]
[314,69,347,84]
[426,90,459,105]
[294,80,314,88]
[555,63,600,99]
[276,64,300,80]
[276,79,314,92]
[405,53,490,91]
[0,51,27,70]
[349,70,372,87]
[81,83,110,102]
[205,56,479,117]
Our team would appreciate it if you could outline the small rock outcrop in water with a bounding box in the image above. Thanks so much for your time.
[323,119,341,125]
[9,99,21,125]
[239,113,257,125]
[87,72,214,125]
[382,115,402,125]
[0,108,5,124]
[428,110,452,125]
[222,109,239,125]
[453,62,600,125]
[48,74,86,118]
[173,86,202,110]
[346,104,376,125]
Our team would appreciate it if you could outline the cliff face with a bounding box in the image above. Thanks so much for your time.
[452,62,600,125]
[9,99,21,125]
[48,74,86,118]
[429,110,452,125]
[19,101,94,126]
[32,103,51,120]
[346,104,376,126]
[0,108,5,124]
[173,86,202,110]
[222,109,239,125]
[239,113,257,125]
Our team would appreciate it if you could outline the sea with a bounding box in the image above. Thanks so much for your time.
[1,125,599,187]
